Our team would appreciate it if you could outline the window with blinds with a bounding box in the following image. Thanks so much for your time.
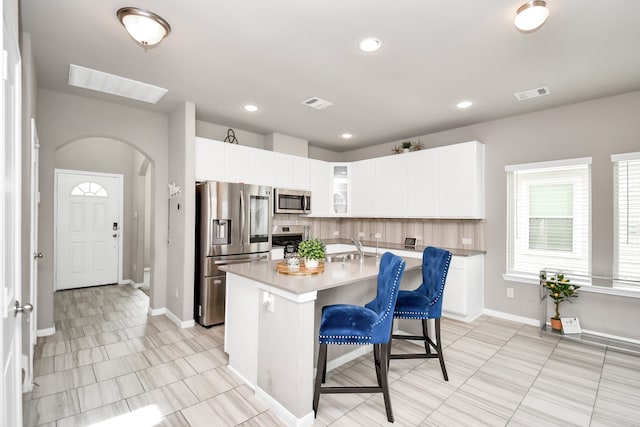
[613,152,640,284]
[506,158,591,277]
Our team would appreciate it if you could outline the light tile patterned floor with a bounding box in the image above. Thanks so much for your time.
[23,284,640,426]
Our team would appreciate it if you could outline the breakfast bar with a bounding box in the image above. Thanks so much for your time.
[221,255,422,426]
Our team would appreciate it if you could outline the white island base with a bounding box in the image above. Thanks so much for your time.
[222,257,422,427]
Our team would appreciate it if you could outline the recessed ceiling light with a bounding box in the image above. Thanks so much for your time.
[359,38,382,53]
[456,100,473,109]
[341,133,353,139]
[243,104,258,112]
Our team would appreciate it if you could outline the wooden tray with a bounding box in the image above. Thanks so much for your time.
[276,261,325,275]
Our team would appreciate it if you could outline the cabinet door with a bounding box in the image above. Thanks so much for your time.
[350,160,374,216]
[308,159,331,216]
[293,157,310,190]
[272,152,294,188]
[442,257,466,315]
[331,163,351,215]
[375,155,406,217]
[438,141,484,218]
[195,137,226,181]
[254,150,274,187]
[225,143,258,184]
[406,149,439,217]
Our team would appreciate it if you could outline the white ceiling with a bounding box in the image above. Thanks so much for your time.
[20,0,640,152]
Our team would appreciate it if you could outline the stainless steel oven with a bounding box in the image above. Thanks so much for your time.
[273,188,311,214]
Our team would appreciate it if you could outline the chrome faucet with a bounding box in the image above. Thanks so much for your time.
[352,238,365,264]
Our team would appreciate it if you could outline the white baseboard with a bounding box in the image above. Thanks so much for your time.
[148,307,166,316]
[255,386,315,427]
[118,279,144,289]
[482,309,540,327]
[227,364,255,390]
[37,326,56,337]
[164,308,195,329]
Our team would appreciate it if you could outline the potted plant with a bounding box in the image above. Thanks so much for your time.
[541,272,580,331]
[297,238,326,269]
[401,141,412,152]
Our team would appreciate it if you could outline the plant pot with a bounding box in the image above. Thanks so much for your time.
[305,258,319,269]
[550,317,562,331]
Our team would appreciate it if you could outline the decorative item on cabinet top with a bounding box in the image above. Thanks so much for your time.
[224,128,238,144]
[392,140,424,154]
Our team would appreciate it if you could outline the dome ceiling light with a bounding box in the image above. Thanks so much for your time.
[514,0,549,32]
[359,38,382,53]
[117,7,171,48]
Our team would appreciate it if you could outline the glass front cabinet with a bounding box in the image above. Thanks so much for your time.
[331,163,350,215]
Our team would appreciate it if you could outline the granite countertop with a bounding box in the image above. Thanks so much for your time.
[221,256,422,296]
[320,238,485,257]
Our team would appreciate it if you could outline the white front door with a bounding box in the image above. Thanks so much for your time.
[23,119,39,392]
[55,170,123,290]
[1,0,23,424]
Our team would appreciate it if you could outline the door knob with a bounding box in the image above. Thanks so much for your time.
[34,252,43,259]
[14,301,34,317]
[113,233,118,238]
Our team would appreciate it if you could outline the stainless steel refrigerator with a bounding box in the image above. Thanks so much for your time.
[195,181,272,326]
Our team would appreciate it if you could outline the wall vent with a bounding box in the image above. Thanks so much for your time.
[514,86,550,101]
[301,97,333,110]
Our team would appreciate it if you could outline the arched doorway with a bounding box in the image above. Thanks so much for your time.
[55,137,153,297]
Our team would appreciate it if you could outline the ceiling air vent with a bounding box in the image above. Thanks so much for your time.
[514,86,550,101]
[302,97,333,110]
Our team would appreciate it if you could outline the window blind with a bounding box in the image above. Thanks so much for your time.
[613,152,640,283]
[506,159,591,277]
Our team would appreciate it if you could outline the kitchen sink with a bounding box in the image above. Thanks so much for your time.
[324,251,375,263]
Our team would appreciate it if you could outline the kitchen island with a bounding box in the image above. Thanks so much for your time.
[221,255,422,427]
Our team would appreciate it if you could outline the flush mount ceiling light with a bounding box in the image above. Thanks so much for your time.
[243,104,259,112]
[117,7,171,48]
[514,0,549,32]
[341,133,353,139]
[456,100,473,109]
[359,38,382,52]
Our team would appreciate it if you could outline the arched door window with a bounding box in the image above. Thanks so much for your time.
[71,182,108,197]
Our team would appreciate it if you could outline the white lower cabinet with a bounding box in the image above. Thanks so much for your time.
[442,254,484,321]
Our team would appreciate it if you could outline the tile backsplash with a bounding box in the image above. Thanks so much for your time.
[273,215,486,251]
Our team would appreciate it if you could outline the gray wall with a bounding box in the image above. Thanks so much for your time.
[36,89,169,330]
[196,120,265,149]
[342,90,640,339]
[55,138,138,282]
[167,103,197,322]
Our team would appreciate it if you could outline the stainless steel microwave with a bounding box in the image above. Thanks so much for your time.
[273,188,311,214]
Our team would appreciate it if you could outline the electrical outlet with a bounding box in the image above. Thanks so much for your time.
[374,232,381,239]
[462,237,472,245]
[333,230,340,237]
[358,232,365,238]
[507,288,514,298]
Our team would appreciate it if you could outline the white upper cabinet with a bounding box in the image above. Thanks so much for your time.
[308,159,332,216]
[331,163,351,215]
[195,137,226,182]
[438,141,484,218]
[406,148,439,217]
[351,160,375,216]
[273,152,310,190]
[375,154,407,217]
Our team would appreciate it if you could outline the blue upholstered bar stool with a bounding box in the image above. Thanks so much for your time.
[389,246,452,380]
[312,252,406,423]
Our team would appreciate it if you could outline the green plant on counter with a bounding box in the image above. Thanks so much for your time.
[401,141,412,150]
[297,239,326,261]
[541,272,580,319]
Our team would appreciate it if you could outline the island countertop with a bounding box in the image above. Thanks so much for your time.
[221,256,422,296]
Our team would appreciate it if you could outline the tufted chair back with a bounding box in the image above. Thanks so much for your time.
[415,246,452,319]
[365,252,406,343]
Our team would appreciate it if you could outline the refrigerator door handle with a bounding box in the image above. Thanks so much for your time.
[239,188,245,251]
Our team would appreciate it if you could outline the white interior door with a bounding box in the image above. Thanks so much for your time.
[55,170,123,290]
[1,1,24,424]
[23,118,39,393]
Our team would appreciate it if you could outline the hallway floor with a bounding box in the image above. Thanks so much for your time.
[23,284,640,426]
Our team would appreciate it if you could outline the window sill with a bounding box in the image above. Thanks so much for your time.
[502,273,640,299]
